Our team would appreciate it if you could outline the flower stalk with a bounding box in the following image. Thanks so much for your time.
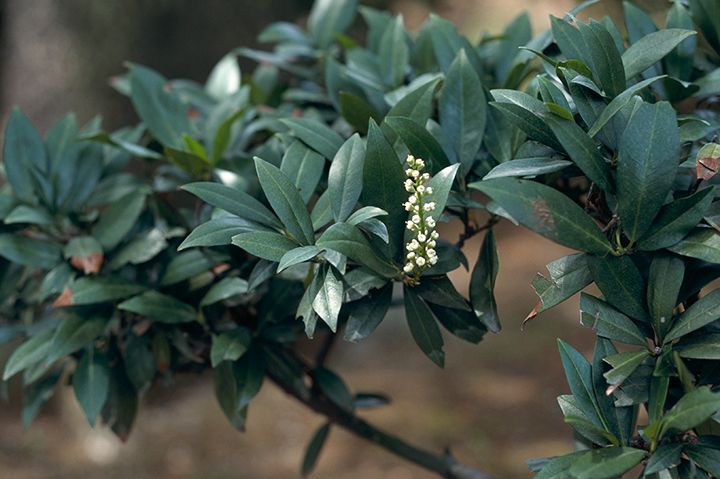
[402,155,439,285]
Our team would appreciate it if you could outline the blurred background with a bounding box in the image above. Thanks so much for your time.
[0,0,668,478]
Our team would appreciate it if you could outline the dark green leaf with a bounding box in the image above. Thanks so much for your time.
[159,250,228,286]
[232,231,299,262]
[254,157,315,245]
[622,29,696,79]
[660,386,720,437]
[403,285,444,367]
[128,64,191,148]
[92,190,147,250]
[0,234,61,269]
[587,255,648,321]
[532,254,592,313]
[280,118,343,160]
[378,16,408,87]
[178,217,260,250]
[645,443,683,474]
[469,178,613,255]
[344,283,393,343]
[469,230,501,332]
[665,289,720,343]
[72,348,110,427]
[557,339,606,429]
[580,293,646,345]
[617,101,680,242]
[329,134,365,222]
[280,141,325,204]
[182,182,282,230]
[278,245,322,273]
[603,350,650,385]
[568,447,646,479]
[301,423,331,477]
[545,115,613,192]
[668,229,720,264]
[201,277,248,307]
[118,291,197,323]
[483,157,572,180]
[361,119,408,260]
[648,255,684,340]
[312,266,344,332]
[211,330,251,367]
[3,330,54,380]
[307,0,357,48]
[68,277,146,305]
[4,108,50,204]
[439,49,486,175]
[587,75,666,138]
[316,223,398,278]
[637,187,714,251]
[384,116,450,174]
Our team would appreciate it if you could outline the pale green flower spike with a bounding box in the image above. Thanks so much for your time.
[402,155,439,285]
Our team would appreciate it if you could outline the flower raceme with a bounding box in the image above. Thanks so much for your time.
[402,155,439,284]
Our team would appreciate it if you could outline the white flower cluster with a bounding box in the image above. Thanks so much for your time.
[402,155,439,282]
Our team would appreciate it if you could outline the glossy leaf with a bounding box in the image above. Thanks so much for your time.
[254,157,315,245]
[316,223,398,278]
[329,134,365,222]
[403,285,444,367]
[617,101,680,242]
[232,231,299,262]
[182,182,282,229]
[118,291,197,323]
[588,255,648,321]
[579,293,646,345]
[72,349,110,427]
[622,29,696,79]
[469,178,613,255]
[469,230,501,333]
[439,49,486,175]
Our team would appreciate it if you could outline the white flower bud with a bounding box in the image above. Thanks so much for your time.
[408,195,417,204]
[426,217,436,228]
[417,185,425,194]
[417,233,427,242]
[427,248,436,257]
[416,257,426,267]
[403,263,414,273]
[405,168,414,176]
[429,256,438,265]
[429,240,436,247]
[416,159,425,168]
[422,173,430,180]
[412,215,421,224]
[406,221,415,230]
[407,252,416,259]
[423,204,433,212]
[411,170,420,178]
[425,187,433,194]
[431,231,439,239]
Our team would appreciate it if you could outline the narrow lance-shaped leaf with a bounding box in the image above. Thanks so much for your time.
[182,182,282,229]
[622,29,696,79]
[617,101,680,242]
[73,348,110,427]
[316,223,398,278]
[404,285,445,367]
[665,289,720,343]
[579,293,646,345]
[469,230,501,333]
[232,231,299,262]
[254,157,315,245]
[469,178,614,255]
[439,49,486,176]
[545,114,613,192]
[328,134,366,222]
[587,254,648,321]
[361,120,407,260]
[647,255,684,340]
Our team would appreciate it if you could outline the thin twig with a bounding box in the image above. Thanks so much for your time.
[268,349,494,479]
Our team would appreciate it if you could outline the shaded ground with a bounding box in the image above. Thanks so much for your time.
[0,222,598,479]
